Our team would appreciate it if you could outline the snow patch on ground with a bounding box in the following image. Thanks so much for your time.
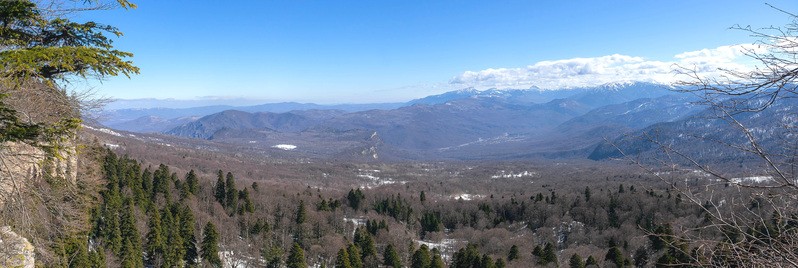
[416,239,461,261]
[356,169,406,189]
[491,170,537,179]
[731,176,773,184]
[272,144,297,150]
[449,193,485,201]
[104,143,120,149]
[82,124,122,137]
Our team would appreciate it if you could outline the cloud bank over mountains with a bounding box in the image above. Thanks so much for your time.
[449,44,765,90]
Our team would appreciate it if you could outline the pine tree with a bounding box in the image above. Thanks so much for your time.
[584,186,591,202]
[430,248,445,268]
[347,244,363,268]
[287,243,307,268]
[569,254,585,268]
[179,206,199,266]
[296,200,307,224]
[336,248,352,268]
[225,172,238,212]
[119,199,142,267]
[383,244,401,268]
[164,205,186,267]
[585,256,598,266]
[145,208,165,266]
[214,170,226,206]
[411,244,431,268]
[605,247,624,267]
[185,169,199,195]
[508,245,519,261]
[495,258,507,268]
[539,242,557,265]
[201,222,222,268]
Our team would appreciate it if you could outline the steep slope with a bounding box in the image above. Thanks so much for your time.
[589,96,798,166]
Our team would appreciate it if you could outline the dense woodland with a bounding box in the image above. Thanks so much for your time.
[39,146,776,267]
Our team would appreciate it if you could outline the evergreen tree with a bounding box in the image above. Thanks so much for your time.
[430,248,445,268]
[354,228,377,260]
[201,222,222,268]
[164,206,186,267]
[383,244,401,268]
[336,248,352,268]
[585,256,598,267]
[584,186,591,202]
[411,244,431,268]
[240,188,255,213]
[145,208,165,266]
[296,200,307,224]
[347,244,363,268]
[539,242,557,265]
[495,258,506,268]
[481,254,495,268]
[420,191,426,202]
[214,170,226,206]
[569,254,585,268]
[508,245,519,261]
[347,188,365,210]
[185,169,199,195]
[180,206,199,266]
[605,247,624,267]
[119,199,142,268]
[287,243,307,268]
[225,172,238,212]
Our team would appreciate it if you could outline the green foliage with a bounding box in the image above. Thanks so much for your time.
[411,244,431,268]
[383,244,401,268]
[585,256,598,266]
[569,253,585,268]
[201,222,222,268]
[214,170,226,206]
[451,244,481,268]
[538,242,557,265]
[185,170,199,195]
[226,172,238,213]
[508,244,519,261]
[347,188,365,210]
[0,0,138,84]
[296,200,307,224]
[354,227,377,261]
[374,194,413,222]
[430,248,445,268]
[336,248,352,268]
[604,247,624,267]
[287,243,306,268]
[347,244,363,268]
[145,208,164,266]
[420,211,442,235]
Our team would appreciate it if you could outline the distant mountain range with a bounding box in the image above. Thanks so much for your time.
[98,82,792,163]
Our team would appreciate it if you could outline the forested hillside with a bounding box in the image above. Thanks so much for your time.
[71,148,768,267]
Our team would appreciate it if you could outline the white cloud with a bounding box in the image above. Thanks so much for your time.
[449,44,765,90]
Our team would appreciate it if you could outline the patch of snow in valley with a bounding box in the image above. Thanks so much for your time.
[104,143,120,149]
[416,239,461,262]
[356,170,406,189]
[450,193,485,201]
[272,144,297,150]
[491,170,537,179]
[731,176,773,184]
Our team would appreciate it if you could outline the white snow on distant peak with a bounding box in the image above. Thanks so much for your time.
[272,144,297,150]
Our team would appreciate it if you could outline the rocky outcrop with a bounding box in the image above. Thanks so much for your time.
[0,141,77,207]
[0,226,34,268]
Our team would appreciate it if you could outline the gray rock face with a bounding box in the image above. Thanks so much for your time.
[0,226,34,268]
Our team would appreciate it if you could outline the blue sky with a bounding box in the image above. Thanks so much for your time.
[85,1,795,104]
